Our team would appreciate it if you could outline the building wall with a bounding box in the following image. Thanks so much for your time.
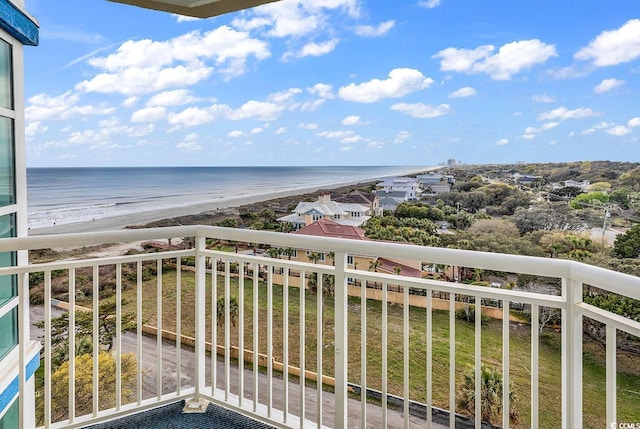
[0,1,39,426]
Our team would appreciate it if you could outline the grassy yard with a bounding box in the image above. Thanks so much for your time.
[111,265,640,428]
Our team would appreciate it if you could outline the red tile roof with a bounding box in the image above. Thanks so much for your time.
[292,218,367,240]
[377,258,422,278]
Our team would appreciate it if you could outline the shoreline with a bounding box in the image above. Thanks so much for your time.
[30,166,441,236]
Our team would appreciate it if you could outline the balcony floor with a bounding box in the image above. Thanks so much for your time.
[83,400,276,429]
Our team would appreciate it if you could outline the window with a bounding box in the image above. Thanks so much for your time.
[0,399,18,429]
[0,306,17,360]
[312,214,322,221]
[0,213,16,308]
[334,214,340,220]
[318,253,325,262]
[0,39,12,110]
[0,117,14,207]
[347,255,354,265]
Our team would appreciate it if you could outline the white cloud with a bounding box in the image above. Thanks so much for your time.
[176,133,204,151]
[231,0,359,39]
[147,89,200,107]
[391,103,451,118]
[250,127,264,134]
[295,39,339,58]
[228,130,245,138]
[531,93,555,103]
[419,0,441,8]
[496,138,509,146]
[593,121,611,129]
[76,26,270,95]
[629,117,640,128]
[607,125,631,136]
[122,96,139,108]
[594,78,624,94]
[449,86,476,98]
[537,106,599,121]
[394,131,412,144]
[433,39,557,80]
[307,83,334,99]
[168,105,227,127]
[340,146,353,152]
[25,121,48,137]
[342,115,360,125]
[26,91,115,122]
[582,128,596,135]
[339,68,433,103]
[354,20,395,37]
[131,106,167,122]
[525,122,560,134]
[317,130,356,139]
[275,127,287,135]
[228,100,284,121]
[575,19,640,66]
[521,134,536,140]
[268,88,302,103]
[299,122,319,130]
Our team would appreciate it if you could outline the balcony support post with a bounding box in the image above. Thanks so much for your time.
[562,277,583,429]
[333,251,348,429]
[185,234,209,412]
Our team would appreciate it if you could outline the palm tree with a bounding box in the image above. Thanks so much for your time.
[308,252,321,264]
[457,364,518,424]
[393,266,402,275]
[327,251,335,266]
[216,296,239,328]
[368,259,381,272]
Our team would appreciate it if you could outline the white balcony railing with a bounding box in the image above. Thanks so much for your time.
[2,225,640,428]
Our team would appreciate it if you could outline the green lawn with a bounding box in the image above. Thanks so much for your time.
[115,266,640,428]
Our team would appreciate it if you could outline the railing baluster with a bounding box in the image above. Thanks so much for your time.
[212,257,217,396]
[503,300,510,429]
[195,237,206,403]
[606,325,617,427]
[136,261,143,406]
[68,268,75,424]
[334,252,348,429]
[382,281,388,429]
[252,263,259,413]
[475,295,481,429]
[93,266,99,416]
[283,267,289,423]
[426,290,432,428]
[224,259,231,401]
[238,261,245,407]
[531,304,539,429]
[176,257,181,396]
[44,270,52,428]
[563,278,583,429]
[267,265,274,417]
[403,285,409,429]
[299,269,306,429]
[361,273,367,429]
[316,271,322,429]
[156,258,163,399]
[449,293,456,428]
[115,263,122,411]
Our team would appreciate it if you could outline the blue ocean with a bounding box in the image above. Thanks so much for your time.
[27,166,429,229]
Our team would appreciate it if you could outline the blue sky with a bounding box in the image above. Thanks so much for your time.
[22,0,640,167]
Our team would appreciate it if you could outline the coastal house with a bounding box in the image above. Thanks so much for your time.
[3,0,636,428]
[375,189,409,211]
[276,192,370,230]
[563,179,591,190]
[285,218,423,281]
[376,176,421,200]
[332,189,383,216]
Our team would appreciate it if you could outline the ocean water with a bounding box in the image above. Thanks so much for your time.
[27,166,430,229]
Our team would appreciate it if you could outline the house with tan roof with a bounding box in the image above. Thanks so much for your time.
[276,192,370,230]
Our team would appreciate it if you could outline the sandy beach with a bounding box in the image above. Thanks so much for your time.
[30,166,439,237]
[30,184,328,235]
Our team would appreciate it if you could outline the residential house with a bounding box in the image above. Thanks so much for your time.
[332,189,382,216]
[0,2,39,427]
[375,190,408,211]
[276,192,370,230]
[376,176,421,200]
